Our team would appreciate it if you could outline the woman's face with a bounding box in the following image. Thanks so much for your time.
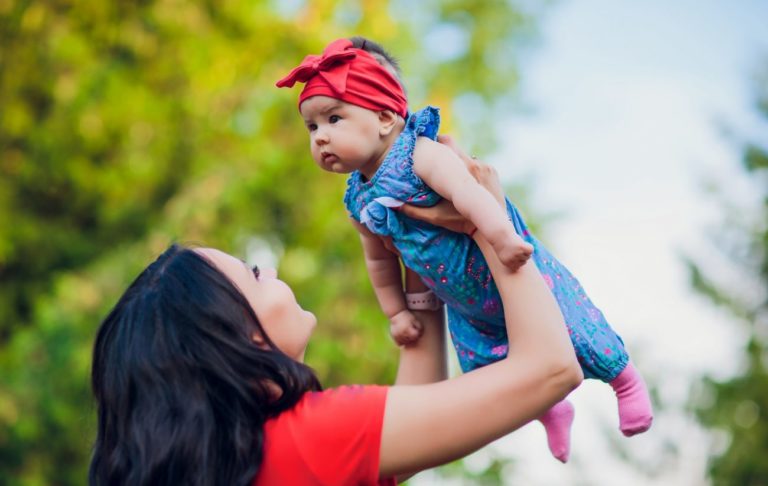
[196,248,317,362]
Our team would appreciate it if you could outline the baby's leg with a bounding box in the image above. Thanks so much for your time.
[533,255,653,436]
[446,307,508,372]
[537,399,575,463]
[445,307,577,461]
[555,294,653,436]
[512,201,654,437]
[610,362,653,436]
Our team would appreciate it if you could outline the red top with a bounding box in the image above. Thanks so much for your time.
[253,385,397,486]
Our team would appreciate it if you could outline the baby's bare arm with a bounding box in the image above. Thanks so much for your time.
[350,219,407,318]
[350,219,423,344]
[437,134,506,207]
[412,138,532,269]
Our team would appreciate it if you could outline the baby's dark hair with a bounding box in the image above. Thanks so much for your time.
[348,36,403,81]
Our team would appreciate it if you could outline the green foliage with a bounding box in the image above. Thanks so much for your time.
[688,67,768,485]
[0,0,540,483]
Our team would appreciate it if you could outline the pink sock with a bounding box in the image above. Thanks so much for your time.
[538,399,574,463]
[609,362,653,436]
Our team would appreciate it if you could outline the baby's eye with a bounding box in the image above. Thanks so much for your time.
[329,115,341,123]
[251,265,260,280]
[306,123,317,132]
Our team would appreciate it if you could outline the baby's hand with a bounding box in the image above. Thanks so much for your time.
[493,228,534,271]
[389,309,424,346]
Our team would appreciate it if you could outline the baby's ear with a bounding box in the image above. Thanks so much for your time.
[378,110,399,136]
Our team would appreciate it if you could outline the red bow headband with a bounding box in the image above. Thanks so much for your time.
[276,38,408,118]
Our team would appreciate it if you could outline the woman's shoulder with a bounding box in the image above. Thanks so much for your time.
[308,384,387,401]
[268,385,388,434]
[256,385,390,485]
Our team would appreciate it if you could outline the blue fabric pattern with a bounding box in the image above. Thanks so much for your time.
[344,106,628,381]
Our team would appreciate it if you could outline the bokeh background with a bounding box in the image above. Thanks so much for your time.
[1,0,766,484]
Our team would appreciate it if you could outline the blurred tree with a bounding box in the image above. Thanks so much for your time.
[688,68,768,485]
[0,0,542,484]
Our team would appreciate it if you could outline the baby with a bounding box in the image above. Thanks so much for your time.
[277,37,653,462]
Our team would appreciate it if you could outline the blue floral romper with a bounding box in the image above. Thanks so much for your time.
[344,107,628,381]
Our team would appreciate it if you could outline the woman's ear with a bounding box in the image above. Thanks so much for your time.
[378,110,399,136]
[251,331,266,347]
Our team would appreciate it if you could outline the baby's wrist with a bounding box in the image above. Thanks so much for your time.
[405,289,443,311]
[390,308,412,320]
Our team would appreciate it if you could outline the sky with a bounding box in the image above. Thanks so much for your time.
[416,1,767,484]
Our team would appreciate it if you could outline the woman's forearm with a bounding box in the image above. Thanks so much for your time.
[394,268,447,386]
[394,308,447,385]
[385,237,581,473]
[474,234,581,381]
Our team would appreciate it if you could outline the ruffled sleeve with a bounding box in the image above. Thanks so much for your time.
[360,196,405,237]
[343,175,361,220]
[407,106,441,141]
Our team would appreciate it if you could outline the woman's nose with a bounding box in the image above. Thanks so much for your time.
[260,268,278,279]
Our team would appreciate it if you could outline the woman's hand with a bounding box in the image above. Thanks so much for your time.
[438,135,506,207]
[399,135,506,233]
[399,198,473,234]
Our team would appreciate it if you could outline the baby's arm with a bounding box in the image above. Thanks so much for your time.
[350,219,423,345]
[413,138,533,270]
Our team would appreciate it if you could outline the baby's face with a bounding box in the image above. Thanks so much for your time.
[299,96,389,179]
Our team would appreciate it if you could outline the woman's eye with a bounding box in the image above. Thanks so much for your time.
[251,265,260,280]
[329,115,341,123]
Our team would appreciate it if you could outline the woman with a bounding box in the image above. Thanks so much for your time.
[89,141,582,485]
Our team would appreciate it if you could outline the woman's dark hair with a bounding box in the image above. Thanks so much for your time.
[89,244,321,486]
[349,35,403,79]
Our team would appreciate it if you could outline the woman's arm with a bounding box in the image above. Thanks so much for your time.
[393,268,447,386]
[389,269,448,484]
[379,150,583,478]
[379,242,581,477]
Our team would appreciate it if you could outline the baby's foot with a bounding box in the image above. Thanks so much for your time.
[609,362,654,436]
[538,399,575,463]
[389,310,424,346]
[493,233,534,271]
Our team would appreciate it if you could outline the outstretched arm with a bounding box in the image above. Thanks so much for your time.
[379,148,582,479]
[379,237,581,479]
[413,138,533,270]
